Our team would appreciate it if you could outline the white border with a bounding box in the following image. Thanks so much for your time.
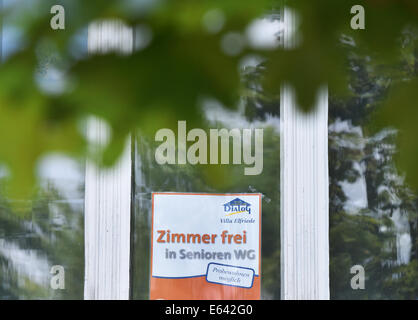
[84,21,133,300]
[280,8,330,300]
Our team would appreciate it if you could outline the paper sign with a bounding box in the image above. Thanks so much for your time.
[150,193,261,300]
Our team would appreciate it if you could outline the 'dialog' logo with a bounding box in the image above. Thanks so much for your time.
[223,198,251,216]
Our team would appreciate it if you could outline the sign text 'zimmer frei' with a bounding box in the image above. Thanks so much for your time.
[150,193,261,300]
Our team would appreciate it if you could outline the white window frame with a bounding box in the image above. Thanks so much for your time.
[280,8,329,300]
[84,21,133,300]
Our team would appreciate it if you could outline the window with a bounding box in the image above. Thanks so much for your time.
[329,55,418,299]
[0,156,85,299]
[130,97,281,299]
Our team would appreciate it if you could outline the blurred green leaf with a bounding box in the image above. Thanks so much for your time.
[1,0,418,197]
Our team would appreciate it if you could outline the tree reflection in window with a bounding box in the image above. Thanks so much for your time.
[329,43,418,299]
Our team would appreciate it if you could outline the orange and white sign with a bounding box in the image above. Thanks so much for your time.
[150,193,261,300]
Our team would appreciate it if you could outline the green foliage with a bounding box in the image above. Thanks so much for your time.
[1,0,418,195]
[0,0,271,197]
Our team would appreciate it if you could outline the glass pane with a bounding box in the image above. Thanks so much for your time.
[131,45,281,299]
[329,54,418,299]
[0,156,85,299]
[0,1,86,299]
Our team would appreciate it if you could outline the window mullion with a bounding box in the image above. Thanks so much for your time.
[280,8,330,300]
[84,21,133,300]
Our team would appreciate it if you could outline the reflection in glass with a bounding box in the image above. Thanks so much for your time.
[329,54,418,299]
[0,156,85,299]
